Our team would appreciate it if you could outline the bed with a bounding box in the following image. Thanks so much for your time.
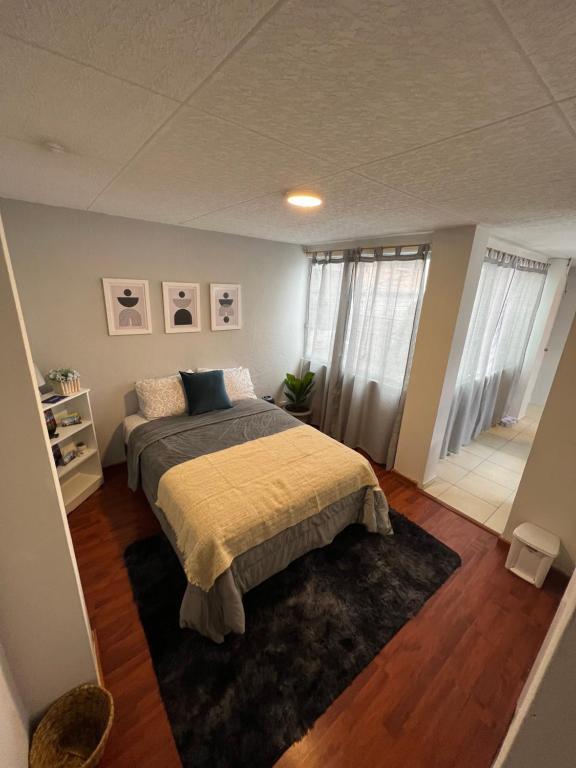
[127,398,392,642]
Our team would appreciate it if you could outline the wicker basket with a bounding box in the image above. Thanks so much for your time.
[52,379,81,396]
[29,685,114,768]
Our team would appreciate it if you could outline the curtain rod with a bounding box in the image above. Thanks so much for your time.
[307,244,430,263]
[303,243,429,254]
[486,248,549,273]
[302,232,433,253]
[486,236,551,264]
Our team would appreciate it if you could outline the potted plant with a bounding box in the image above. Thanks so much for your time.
[47,368,81,396]
[283,371,315,423]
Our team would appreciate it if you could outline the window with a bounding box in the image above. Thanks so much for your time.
[342,259,425,387]
[302,244,428,465]
[304,260,343,364]
[305,255,425,387]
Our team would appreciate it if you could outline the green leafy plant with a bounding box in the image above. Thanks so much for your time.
[47,367,80,382]
[283,371,315,412]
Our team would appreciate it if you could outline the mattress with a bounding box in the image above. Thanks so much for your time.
[123,412,148,442]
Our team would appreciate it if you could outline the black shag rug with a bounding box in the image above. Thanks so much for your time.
[124,510,461,768]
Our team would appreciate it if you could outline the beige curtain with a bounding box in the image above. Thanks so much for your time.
[303,245,428,466]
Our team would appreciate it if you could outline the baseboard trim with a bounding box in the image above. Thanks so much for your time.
[389,469,417,486]
[92,630,104,687]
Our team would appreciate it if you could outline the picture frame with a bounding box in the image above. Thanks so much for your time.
[210,283,242,331]
[162,282,201,334]
[102,278,152,336]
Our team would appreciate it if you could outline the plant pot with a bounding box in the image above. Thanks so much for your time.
[52,379,81,396]
[284,405,312,424]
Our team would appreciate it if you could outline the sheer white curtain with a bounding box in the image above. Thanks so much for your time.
[442,250,548,456]
[304,246,428,465]
[304,259,343,365]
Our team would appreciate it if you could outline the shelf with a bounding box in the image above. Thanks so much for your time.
[44,387,103,514]
[56,447,98,479]
[50,419,92,447]
[61,471,103,514]
[42,388,90,412]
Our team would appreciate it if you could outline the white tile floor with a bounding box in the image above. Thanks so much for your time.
[424,404,543,534]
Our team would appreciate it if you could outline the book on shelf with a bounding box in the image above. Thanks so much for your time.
[42,394,67,405]
[51,444,62,467]
[44,408,58,439]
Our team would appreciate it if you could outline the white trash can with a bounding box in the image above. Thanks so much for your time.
[505,523,560,588]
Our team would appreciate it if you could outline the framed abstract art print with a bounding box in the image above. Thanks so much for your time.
[102,278,152,335]
[162,282,201,333]
[210,284,242,331]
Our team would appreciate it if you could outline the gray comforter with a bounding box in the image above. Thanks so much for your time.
[127,399,391,642]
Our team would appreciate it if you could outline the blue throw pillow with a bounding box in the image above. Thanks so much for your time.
[179,370,232,416]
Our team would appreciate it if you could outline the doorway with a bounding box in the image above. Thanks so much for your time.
[426,404,541,533]
[425,256,575,533]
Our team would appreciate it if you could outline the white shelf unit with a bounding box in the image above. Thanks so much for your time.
[43,388,103,513]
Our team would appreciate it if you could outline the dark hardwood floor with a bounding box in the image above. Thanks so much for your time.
[68,463,566,768]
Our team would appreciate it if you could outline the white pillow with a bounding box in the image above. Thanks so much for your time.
[135,373,188,420]
[197,367,257,402]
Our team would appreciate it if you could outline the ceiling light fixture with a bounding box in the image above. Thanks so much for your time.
[286,192,322,208]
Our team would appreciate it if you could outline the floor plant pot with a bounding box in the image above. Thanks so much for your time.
[284,405,312,424]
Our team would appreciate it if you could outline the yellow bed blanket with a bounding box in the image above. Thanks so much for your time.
[156,424,389,591]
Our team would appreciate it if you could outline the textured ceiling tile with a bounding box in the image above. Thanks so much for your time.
[190,0,548,165]
[0,0,573,253]
[0,136,119,209]
[0,34,176,163]
[184,172,469,244]
[90,107,339,223]
[558,97,576,132]
[0,0,277,100]
[358,107,576,224]
[494,0,576,100]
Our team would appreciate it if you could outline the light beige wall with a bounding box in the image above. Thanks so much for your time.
[503,311,576,575]
[1,199,307,465]
[0,214,97,719]
[395,225,488,485]
[531,266,576,405]
[0,645,28,768]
